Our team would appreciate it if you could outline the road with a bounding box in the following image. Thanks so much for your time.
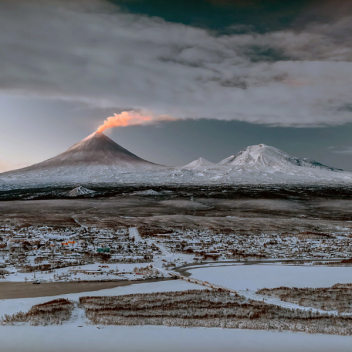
[0,278,171,299]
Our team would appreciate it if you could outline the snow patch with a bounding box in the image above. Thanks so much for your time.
[66,186,95,197]
[182,157,215,170]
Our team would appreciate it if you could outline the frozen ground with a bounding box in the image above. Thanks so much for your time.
[2,260,352,350]
[3,263,351,317]
[0,279,201,317]
[1,325,352,352]
[2,195,352,235]
[1,262,158,283]
[188,263,352,291]
[1,187,352,350]
[1,275,352,352]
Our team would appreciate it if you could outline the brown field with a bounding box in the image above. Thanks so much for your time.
[79,289,352,335]
[1,298,74,325]
[257,283,352,313]
[0,278,170,300]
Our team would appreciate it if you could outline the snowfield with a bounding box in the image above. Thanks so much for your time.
[1,325,352,352]
[1,276,352,351]
[188,263,352,291]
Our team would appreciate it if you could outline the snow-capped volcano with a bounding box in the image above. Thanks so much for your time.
[32,132,155,167]
[0,132,162,186]
[0,138,351,191]
[219,144,342,172]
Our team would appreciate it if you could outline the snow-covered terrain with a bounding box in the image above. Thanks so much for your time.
[219,144,343,171]
[0,280,200,317]
[179,144,351,184]
[65,186,95,197]
[2,265,352,351]
[0,134,351,190]
[0,132,165,189]
[182,157,215,169]
[188,263,352,291]
[1,325,352,352]
[0,262,162,283]
[130,189,164,196]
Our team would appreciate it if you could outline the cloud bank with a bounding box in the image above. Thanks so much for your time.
[0,0,352,126]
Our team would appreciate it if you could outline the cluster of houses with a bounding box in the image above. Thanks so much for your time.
[0,225,155,277]
[146,229,352,261]
[0,224,351,280]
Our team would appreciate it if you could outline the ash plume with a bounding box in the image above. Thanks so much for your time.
[96,111,174,133]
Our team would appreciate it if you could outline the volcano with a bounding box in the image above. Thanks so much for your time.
[219,144,343,172]
[30,132,155,167]
[0,132,162,186]
[0,137,351,191]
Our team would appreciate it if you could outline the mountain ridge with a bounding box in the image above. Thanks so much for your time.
[0,137,350,189]
[219,144,343,172]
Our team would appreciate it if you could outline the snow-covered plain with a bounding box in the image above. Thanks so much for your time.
[2,263,352,350]
[188,263,352,291]
[1,325,352,352]
[1,277,352,352]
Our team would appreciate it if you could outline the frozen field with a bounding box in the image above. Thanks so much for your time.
[0,279,201,317]
[188,263,352,291]
[2,264,352,351]
[1,325,352,352]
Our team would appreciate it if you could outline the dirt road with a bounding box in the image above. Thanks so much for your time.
[0,278,170,299]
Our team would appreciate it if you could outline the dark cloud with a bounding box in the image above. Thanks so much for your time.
[245,46,291,62]
[109,0,352,33]
[0,0,351,128]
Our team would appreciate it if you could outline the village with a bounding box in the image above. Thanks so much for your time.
[160,229,352,262]
[0,223,351,283]
[0,225,163,282]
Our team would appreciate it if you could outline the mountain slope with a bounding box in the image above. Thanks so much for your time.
[219,144,343,172]
[182,157,215,169]
[26,132,154,167]
[0,140,351,190]
[0,132,162,185]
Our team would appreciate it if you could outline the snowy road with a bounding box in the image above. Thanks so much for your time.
[129,227,142,242]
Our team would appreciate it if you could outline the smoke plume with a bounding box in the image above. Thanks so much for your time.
[96,111,157,133]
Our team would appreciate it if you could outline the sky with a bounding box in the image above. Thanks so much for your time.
[1,0,352,171]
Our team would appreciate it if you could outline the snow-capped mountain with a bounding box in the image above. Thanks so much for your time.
[182,157,215,169]
[30,132,156,167]
[0,132,167,189]
[219,144,343,171]
[0,137,351,190]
